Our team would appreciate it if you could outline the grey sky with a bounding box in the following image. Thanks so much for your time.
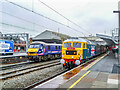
[0,0,119,37]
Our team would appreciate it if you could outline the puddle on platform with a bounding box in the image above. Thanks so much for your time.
[63,66,82,80]
[62,58,96,80]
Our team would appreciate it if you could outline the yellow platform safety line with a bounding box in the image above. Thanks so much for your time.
[67,53,107,90]
[67,70,91,90]
[82,53,107,70]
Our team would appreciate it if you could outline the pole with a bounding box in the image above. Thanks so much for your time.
[118,1,120,67]
[118,12,120,66]
[26,33,29,52]
[113,1,120,67]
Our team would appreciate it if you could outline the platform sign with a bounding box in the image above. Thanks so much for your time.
[91,45,95,56]
[0,40,13,54]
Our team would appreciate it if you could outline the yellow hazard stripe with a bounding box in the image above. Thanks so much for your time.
[67,70,90,90]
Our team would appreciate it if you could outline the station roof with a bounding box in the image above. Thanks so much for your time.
[96,34,117,45]
[32,38,62,44]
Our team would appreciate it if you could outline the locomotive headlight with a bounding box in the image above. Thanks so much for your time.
[72,56,73,58]
[60,59,65,64]
[75,60,80,65]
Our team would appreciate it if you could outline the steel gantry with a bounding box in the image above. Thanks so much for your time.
[2,33,29,52]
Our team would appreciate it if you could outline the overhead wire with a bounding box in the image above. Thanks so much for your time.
[38,0,92,35]
[0,22,39,32]
[0,11,75,36]
[3,0,87,37]
[0,11,53,30]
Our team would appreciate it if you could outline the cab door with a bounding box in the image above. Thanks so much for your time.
[83,43,87,59]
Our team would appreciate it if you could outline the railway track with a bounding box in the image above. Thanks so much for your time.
[24,53,105,89]
[1,60,60,80]
[1,59,60,71]
[0,61,34,70]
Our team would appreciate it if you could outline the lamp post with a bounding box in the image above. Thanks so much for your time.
[113,9,120,67]
[113,1,120,67]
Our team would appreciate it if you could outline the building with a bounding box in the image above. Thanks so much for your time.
[32,30,71,44]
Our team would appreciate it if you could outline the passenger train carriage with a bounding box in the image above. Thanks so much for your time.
[60,38,106,68]
[27,41,62,62]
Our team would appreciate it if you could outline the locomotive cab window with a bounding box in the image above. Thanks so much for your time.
[64,43,71,48]
[48,46,51,50]
[73,43,81,48]
[40,44,44,49]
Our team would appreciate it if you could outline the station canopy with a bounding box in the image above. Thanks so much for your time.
[96,34,117,46]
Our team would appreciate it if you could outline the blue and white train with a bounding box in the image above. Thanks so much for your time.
[0,40,13,55]
[27,41,62,61]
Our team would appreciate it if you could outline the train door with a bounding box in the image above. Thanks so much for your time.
[83,43,87,59]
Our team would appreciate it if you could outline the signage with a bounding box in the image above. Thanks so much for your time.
[67,46,75,50]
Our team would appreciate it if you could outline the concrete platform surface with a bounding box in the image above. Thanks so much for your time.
[88,52,119,74]
[58,70,119,89]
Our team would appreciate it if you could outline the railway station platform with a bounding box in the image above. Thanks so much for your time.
[33,52,120,89]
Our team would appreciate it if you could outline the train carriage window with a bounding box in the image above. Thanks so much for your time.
[44,45,46,49]
[83,43,85,48]
[59,46,60,50]
[55,46,57,50]
[48,46,51,50]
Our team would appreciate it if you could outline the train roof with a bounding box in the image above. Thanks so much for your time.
[31,41,61,46]
[64,38,87,42]
[64,38,98,45]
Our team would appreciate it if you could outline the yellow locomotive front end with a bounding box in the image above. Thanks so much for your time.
[60,38,87,68]
[62,41,83,60]
[27,44,39,61]
[61,41,84,68]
